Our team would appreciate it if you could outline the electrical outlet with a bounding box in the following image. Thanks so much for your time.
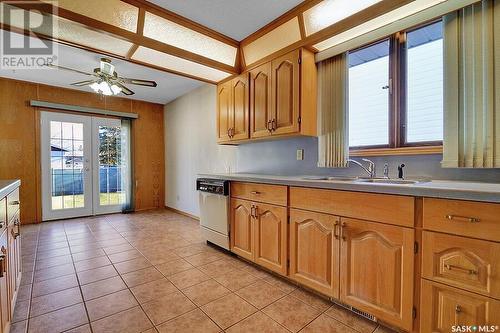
[296,149,304,161]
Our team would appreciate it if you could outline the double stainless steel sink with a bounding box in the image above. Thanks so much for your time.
[301,176,426,185]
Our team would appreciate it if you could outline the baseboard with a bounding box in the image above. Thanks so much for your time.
[165,206,199,220]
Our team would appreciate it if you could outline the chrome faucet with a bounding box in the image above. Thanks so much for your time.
[348,158,376,178]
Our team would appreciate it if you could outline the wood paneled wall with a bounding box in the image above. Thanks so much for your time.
[0,77,165,224]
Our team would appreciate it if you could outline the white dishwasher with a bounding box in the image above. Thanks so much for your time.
[197,178,230,250]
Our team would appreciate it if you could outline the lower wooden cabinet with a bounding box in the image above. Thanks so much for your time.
[230,198,287,275]
[340,218,415,332]
[289,209,340,298]
[420,279,500,332]
[0,231,9,333]
[230,198,254,261]
[253,203,287,275]
[7,213,21,312]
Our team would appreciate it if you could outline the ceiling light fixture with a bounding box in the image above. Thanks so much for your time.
[89,80,120,96]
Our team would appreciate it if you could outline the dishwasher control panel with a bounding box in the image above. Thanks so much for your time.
[196,178,229,196]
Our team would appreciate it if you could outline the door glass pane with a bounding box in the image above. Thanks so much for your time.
[406,21,443,143]
[50,121,85,210]
[348,40,390,147]
[98,125,125,206]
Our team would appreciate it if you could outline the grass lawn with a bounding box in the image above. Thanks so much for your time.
[52,193,124,210]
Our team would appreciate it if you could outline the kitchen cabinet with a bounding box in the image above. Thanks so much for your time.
[253,202,287,275]
[217,80,232,143]
[289,209,340,298]
[420,279,500,332]
[0,230,8,333]
[250,62,272,139]
[270,49,300,136]
[217,74,249,143]
[230,198,254,261]
[340,218,414,331]
[218,47,317,144]
[422,231,500,299]
[0,183,21,332]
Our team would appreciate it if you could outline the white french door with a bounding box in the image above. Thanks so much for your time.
[41,112,128,221]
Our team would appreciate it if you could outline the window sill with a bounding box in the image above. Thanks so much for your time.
[349,146,443,157]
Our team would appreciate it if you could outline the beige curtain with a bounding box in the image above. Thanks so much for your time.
[317,53,349,168]
[442,0,500,168]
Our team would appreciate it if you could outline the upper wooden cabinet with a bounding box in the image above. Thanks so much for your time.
[218,47,317,143]
[217,74,249,143]
[340,217,415,332]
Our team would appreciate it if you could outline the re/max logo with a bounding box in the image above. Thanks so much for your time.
[452,326,499,333]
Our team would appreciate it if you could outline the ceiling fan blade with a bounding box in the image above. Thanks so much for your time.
[46,64,94,77]
[71,79,98,87]
[114,82,135,96]
[119,77,157,87]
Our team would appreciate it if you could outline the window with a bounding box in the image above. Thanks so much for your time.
[405,21,443,143]
[347,20,443,150]
[348,40,390,147]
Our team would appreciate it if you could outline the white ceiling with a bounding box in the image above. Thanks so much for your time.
[148,0,304,41]
[0,31,204,105]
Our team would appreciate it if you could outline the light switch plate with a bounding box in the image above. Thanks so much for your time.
[296,149,304,161]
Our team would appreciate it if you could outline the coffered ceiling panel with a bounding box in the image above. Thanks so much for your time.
[42,0,139,32]
[143,11,237,66]
[132,46,232,82]
[242,17,302,66]
[303,0,383,36]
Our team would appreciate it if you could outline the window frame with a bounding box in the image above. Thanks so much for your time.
[348,18,444,154]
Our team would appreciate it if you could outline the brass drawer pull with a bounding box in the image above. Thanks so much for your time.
[250,191,261,195]
[455,305,462,314]
[250,205,255,218]
[445,264,477,275]
[267,120,272,132]
[445,215,480,223]
[9,200,20,206]
[0,247,5,278]
[333,221,339,239]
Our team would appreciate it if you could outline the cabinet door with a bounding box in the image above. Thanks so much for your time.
[289,209,340,298]
[421,279,500,332]
[271,49,300,135]
[0,231,9,333]
[6,222,16,313]
[250,63,272,139]
[253,203,287,275]
[340,218,414,331]
[231,74,249,141]
[230,198,254,261]
[217,80,232,143]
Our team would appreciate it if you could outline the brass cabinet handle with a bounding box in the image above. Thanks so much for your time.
[0,247,6,278]
[254,205,259,219]
[250,191,261,195]
[445,264,478,275]
[272,119,277,131]
[11,223,20,239]
[341,222,347,241]
[227,128,230,137]
[231,128,234,137]
[445,215,480,223]
[250,205,255,219]
[333,221,339,239]
[9,200,20,206]
[455,305,462,314]
[267,120,272,132]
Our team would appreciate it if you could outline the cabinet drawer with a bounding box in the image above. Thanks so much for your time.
[423,198,500,241]
[422,231,500,299]
[420,279,500,332]
[290,187,414,227]
[7,188,19,224]
[231,182,287,206]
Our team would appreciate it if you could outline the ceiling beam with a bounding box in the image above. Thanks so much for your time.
[5,0,238,75]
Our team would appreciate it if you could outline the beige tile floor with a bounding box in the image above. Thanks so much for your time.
[14,209,398,333]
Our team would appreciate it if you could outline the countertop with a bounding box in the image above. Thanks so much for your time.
[0,180,21,199]
[199,173,500,203]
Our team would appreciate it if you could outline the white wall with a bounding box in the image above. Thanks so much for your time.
[164,84,238,217]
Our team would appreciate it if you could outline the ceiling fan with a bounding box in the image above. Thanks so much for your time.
[47,58,157,96]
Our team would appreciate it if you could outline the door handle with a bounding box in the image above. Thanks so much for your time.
[445,264,478,275]
[272,119,277,131]
[267,120,272,132]
[0,247,5,278]
[333,221,339,239]
[254,205,259,219]
[445,215,480,223]
[341,222,347,241]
